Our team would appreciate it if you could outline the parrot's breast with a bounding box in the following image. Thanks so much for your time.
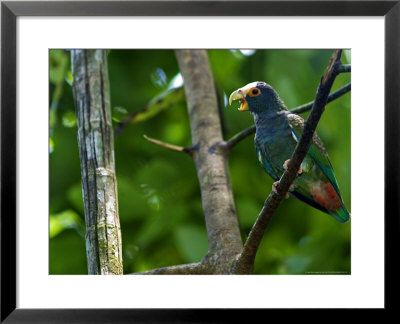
[254,111,297,176]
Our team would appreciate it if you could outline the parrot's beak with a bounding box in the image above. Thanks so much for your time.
[229,89,249,111]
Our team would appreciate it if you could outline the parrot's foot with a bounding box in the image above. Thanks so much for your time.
[283,159,303,175]
[272,181,294,199]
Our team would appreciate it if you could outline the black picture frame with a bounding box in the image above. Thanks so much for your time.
[1,0,398,322]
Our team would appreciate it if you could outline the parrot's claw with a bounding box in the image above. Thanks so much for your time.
[283,159,303,175]
[272,181,294,199]
[272,181,279,194]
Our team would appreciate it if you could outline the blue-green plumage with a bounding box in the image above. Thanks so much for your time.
[254,110,296,180]
[229,81,350,223]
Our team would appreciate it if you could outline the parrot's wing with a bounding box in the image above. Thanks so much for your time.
[287,113,341,194]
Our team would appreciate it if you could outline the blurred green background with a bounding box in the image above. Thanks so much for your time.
[49,49,351,274]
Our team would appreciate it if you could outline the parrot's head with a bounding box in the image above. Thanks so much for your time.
[229,81,284,114]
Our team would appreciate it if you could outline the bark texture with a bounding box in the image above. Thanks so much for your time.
[175,50,243,273]
[71,50,123,275]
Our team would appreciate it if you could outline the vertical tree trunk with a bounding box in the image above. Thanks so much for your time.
[71,50,123,275]
[175,50,243,273]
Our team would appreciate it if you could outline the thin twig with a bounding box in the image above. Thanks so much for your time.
[143,134,194,156]
[225,82,351,150]
[232,49,343,274]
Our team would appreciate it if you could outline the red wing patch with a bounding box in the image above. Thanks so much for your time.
[311,182,342,211]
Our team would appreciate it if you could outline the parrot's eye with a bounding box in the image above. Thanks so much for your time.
[248,88,261,97]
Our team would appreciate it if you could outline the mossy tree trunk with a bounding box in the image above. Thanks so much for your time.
[71,50,123,275]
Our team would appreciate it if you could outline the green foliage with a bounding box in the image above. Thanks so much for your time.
[129,87,185,124]
[50,209,84,238]
[49,50,70,131]
[49,49,351,274]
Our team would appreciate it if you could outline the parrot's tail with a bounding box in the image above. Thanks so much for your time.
[329,205,350,223]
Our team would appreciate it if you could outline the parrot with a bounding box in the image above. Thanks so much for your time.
[229,81,350,223]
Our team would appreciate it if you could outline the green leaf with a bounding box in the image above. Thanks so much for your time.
[112,106,128,122]
[62,110,77,128]
[343,50,351,64]
[129,87,184,124]
[65,70,74,86]
[49,209,84,238]
[150,67,168,88]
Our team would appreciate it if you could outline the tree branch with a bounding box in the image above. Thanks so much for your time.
[232,49,344,274]
[337,64,351,74]
[291,82,351,114]
[71,50,123,275]
[175,50,243,273]
[130,262,212,275]
[225,81,351,150]
[219,125,256,153]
